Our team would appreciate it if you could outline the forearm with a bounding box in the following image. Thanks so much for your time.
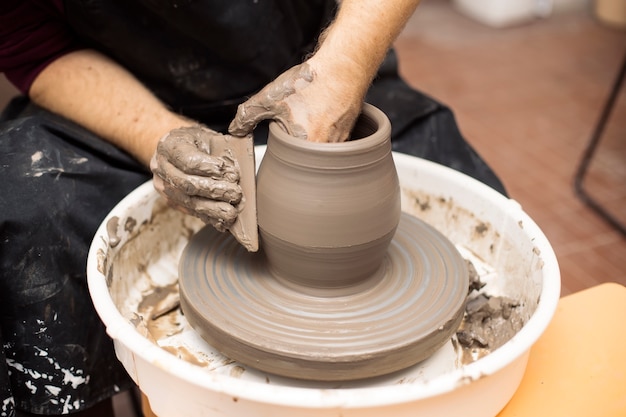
[311,0,420,97]
[29,49,194,166]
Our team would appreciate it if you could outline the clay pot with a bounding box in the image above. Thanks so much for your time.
[256,103,401,290]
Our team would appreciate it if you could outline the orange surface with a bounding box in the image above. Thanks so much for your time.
[498,283,626,417]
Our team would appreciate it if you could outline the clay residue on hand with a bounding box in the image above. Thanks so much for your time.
[158,127,240,182]
[151,126,245,233]
[228,64,314,139]
[456,260,525,364]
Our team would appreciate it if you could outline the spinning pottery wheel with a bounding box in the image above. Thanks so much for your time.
[179,212,468,381]
[178,104,468,381]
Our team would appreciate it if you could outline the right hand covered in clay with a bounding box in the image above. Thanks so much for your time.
[229,0,421,143]
[150,126,243,232]
[227,60,363,143]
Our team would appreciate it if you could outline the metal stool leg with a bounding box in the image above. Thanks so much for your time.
[573,54,626,237]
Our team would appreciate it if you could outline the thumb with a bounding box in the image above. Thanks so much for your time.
[228,96,276,137]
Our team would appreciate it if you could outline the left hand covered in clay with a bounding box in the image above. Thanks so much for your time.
[228,59,363,143]
[150,126,243,232]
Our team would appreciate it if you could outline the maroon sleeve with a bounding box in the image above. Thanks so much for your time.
[0,0,83,93]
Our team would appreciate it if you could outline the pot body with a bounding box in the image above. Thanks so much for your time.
[256,103,401,289]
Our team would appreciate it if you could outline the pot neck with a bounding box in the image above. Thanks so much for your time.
[266,103,392,169]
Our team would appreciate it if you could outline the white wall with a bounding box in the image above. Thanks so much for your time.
[452,0,592,27]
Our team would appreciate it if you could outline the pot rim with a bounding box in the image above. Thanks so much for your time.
[267,102,392,160]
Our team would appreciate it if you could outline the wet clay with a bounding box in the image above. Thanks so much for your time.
[228,62,358,143]
[178,213,468,381]
[106,216,121,248]
[228,64,313,140]
[456,263,524,363]
[256,103,400,288]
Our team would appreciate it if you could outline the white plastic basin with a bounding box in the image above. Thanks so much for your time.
[87,148,560,417]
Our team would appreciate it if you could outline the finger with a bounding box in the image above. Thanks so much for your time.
[328,107,360,143]
[228,65,306,136]
[275,115,308,140]
[154,154,242,204]
[160,181,238,231]
[159,132,239,180]
[153,177,194,216]
[309,125,349,143]
[228,96,277,137]
[229,99,309,140]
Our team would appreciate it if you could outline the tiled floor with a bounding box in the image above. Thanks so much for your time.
[394,0,626,296]
[1,2,625,415]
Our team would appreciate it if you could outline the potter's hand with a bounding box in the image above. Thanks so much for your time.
[228,61,362,143]
[229,0,421,142]
[150,126,242,232]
